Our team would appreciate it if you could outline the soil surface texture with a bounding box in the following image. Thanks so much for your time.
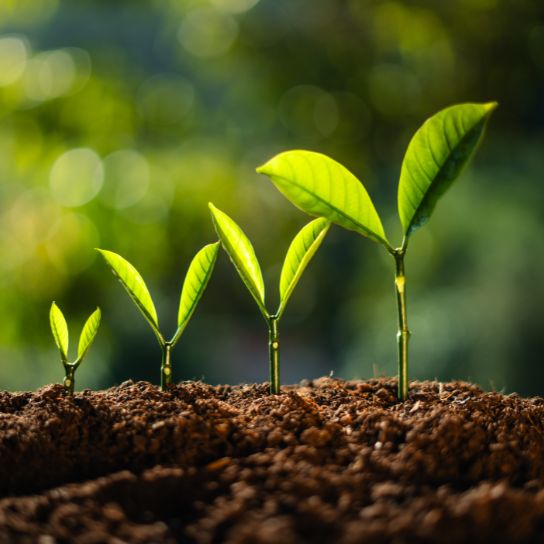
[0,378,543,543]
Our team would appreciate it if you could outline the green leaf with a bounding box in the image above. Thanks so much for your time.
[50,302,69,362]
[398,102,497,237]
[277,218,330,318]
[257,150,389,248]
[173,242,219,344]
[96,249,160,333]
[209,203,268,317]
[77,308,101,361]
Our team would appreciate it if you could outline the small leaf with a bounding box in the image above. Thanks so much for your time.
[398,102,497,237]
[277,218,330,318]
[96,249,160,331]
[77,308,101,361]
[209,203,267,317]
[174,242,219,343]
[50,302,69,362]
[257,150,389,248]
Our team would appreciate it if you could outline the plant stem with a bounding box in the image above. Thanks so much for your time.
[160,342,172,390]
[393,249,410,400]
[63,364,75,395]
[268,317,280,394]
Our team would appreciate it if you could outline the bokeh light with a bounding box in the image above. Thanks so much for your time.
[0,36,28,87]
[210,0,261,14]
[49,148,104,207]
[101,150,150,210]
[23,50,77,102]
[178,8,239,58]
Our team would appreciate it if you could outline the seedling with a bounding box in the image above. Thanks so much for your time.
[209,202,330,394]
[257,102,497,400]
[49,302,101,395]
[96,244,219,389]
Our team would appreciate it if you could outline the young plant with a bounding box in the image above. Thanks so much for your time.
[209,203,330,394]
[49,302,101,395]
[257,102,497,400]
[96,243,219,389]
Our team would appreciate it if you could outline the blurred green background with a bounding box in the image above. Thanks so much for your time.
[0,0,543,395]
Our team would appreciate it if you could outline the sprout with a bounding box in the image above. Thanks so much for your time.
[49,302,101,395]
[96,244,219,389]
[257,102,497,400]
[209,203,330,394]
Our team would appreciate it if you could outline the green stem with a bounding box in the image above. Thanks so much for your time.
[160,342,172,390]
[268,317,280,395]
[63,364,75,396]
[393,250,410,400]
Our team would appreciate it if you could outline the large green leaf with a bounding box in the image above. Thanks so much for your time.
[77,307,101,361]
[277,218,330,318]
[257,150,389,248]
[50,302,69,362]
[209,203,267,317]
[173,242,219,344]
[96,249,160,333]
[398,102,497,237]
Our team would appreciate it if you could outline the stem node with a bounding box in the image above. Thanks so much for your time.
[161,342,173,391]
[63,365,75,396]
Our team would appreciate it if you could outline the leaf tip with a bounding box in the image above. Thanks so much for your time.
[484,101,499,113]
[208,202,222,223]
[256,151,295,176]
[201,240,221,262]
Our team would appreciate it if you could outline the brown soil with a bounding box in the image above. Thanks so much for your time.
[0,378,543,543]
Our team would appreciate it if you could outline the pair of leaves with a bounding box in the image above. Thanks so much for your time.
[50,303,101,364]
[96,243,219,346]
[257,102,497,245]
[209,203,329,320]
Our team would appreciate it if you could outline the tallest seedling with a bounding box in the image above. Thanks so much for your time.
[257,102,497,400]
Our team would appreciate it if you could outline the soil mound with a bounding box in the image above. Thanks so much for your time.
[0,378,543,542]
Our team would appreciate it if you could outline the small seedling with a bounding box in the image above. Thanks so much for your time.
[96,244,219,389]
[209,202,330,394]
[257,102,497,400]
[49,302,101,395]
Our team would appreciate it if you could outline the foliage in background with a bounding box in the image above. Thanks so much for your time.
[0,0,543,393]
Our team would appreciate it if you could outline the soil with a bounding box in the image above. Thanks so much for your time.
[0,378,543,543]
